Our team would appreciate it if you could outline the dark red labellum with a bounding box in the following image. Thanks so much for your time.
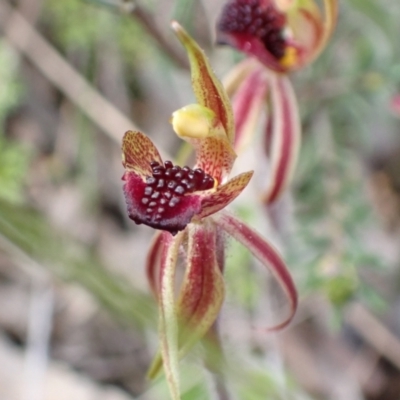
[217,0,287,60]
[124,161,215,235]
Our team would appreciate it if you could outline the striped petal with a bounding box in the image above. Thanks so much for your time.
[148,222,225,380]
[232,67,270,154]
[215,210,298,330]
[262,73,300,204]
[122,130,162,178]
[223,58,260,98]
[176,221,225,356]
[171,21,235,145]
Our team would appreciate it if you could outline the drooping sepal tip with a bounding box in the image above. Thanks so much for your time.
[262,73,301,204]
[215,211,298,330]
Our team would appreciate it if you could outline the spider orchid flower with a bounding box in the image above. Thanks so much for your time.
[217,0,338,73]
[216,0,337,204]
[122,22,297,400]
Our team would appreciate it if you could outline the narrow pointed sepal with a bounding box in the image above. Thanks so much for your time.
[171,21,235,145]
[159,231,185,400]
[262,73,300,204]
[215,211,298,330]
[148,223,225,380]
[176,221,225,357]
[232,68,269,154]
[223,58,259,98]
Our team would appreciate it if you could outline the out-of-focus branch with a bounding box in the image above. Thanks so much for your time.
[0,1,137,145]
[345,302,400,371]
[127,2,189,70]
[84,0,189,69]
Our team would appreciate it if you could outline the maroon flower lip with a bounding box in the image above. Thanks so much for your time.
[126,160,215,235]
[122,127,253,237]
[217,0,287,60]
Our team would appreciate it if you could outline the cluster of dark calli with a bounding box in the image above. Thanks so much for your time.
[141,161,215,222]
[218,0,286,59]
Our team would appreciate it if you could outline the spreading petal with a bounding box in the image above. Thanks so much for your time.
[158,231,185,400]
[122,130,163,178]
[232,67,270,154]
[195,171,254,220]
[171,104,236,182]
[223,58,260,98]
[262,73,300,204]
[176,221,225,357]
[214,210,297,330]
[171,21,235,144]
[148,222,225,380]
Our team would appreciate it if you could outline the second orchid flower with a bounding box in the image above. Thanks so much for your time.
[217,0,338,204]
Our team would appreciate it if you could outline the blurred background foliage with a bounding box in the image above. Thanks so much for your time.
[1,0,400,399]
[0,41,30,203]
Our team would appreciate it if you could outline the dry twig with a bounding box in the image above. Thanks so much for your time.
[345,302,400,371]
[0,1,137,145]
[126,2,189,70]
